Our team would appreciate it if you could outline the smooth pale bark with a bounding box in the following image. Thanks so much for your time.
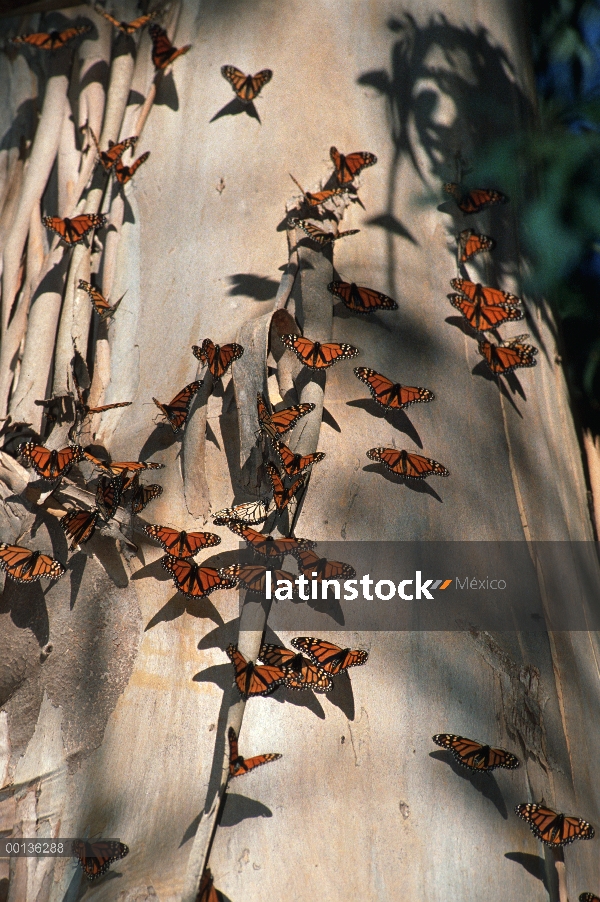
[1,2,599,902]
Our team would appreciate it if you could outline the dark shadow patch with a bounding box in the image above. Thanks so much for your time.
[154,70,179,111]
[131,557,169,582]
[192,663,232,692]
[321,406,342,433]
[197,620,240,652]
[145,592,225,630]
[471,362,525,416]
[127,89,146,106]
[206,421,221,450]
[325,670,356,720]
[366,213,418,244]
[504,852,548,890]
[79,59,109,95]
[2,580,49,646]
[228,273,279,301]
[429,750,508,817]
[363,463,444,501]
[218,793,272,827]
[346,398,423,446]
[0,97,38,152]
[210,97,260,123]
[68,552,87,609]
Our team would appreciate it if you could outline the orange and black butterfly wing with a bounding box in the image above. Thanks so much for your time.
[225,521,313,558]
[0,544,65,582]
[433,734,519,771]
[444,183,506,213]
[226,644,286,697]
[330,147,377,184]
[98,136,136,171]
[162,556,235,597]
[328,281,398,313]
[271,438,325,476]
[198,868,219,902]
[152,381,202,432]
[42,213,106,246]
[144,524,220,557]
[95,475,123,520]
[291,637,369,675]
[457,229,495,263]
[450,278,521,307]
[448,295,523,332]
[257,393,315,439]
[60,509,99,550]
[265,462,304,511]
[305,187,349,205]
[228,726,281,776]
[149,24,191,69]
[280,334,359,369]
[115,151,150,184]
[366,447,449,478]
[77,279,113,320]
[18,442,84,479]
[221,66,272,102]
[478,340,537,375]
[294,547,356,581]
[260,643,331,692]
[72,839,129,880]
[516,803,595,846]
[13,26,91,50]
[354,367,434,409]
[131,481,162,514]
[201,339,244,378]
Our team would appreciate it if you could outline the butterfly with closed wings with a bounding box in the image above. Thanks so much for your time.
[149,24,191,70]
[228,726,282,777]
[78,279,123,321]
[289,218,359,246]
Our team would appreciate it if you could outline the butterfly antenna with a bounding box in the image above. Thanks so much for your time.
[109,289,127,317]
[289,173,306,198]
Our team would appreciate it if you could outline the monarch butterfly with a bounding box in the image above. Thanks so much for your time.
[94,6,160,34]
[228,726,282,777]
[293,547,356,582]
[444,182,507,214]
[198,868,219,902]
[226,644,287,698]
[258,644,332,692]
[367,447,450,479]
[478,337,538,375]
[61,508,100,550]
[224,522,314,559]
[83,452,164,479]
[354,367,434,410]
[42,213,106,246]
[448,294,523,333]
[291,637,369,675]
[80,401,132,417]
[289,218,360,246]
[280,334,359,369]
[95,475,123,521]
[78,279,123,321]
[289,173,350,207]
[144,524,221,558]
[265,462,305,512]
[192,339,244,379]
[130,479,162,514]
[12,25,91,50]
[579,894,600,901]
[18,442,85,480]
[257,393,314,441]
[162,555,236,598]
[149,24,191,70]
[152,381,202,432]
[328,281,398,314]
[0,544,65,582]
[515,803,595,847]
[115,151,150,184]
[221,65,272,102]
[71,839,129,880]
[212,498,271,526]
[222,563,296,593]
[330,146,377,184]
[271,438,325,477]
[88,127,137,172]
[432,734,520,771]
[457,228,495,264]
[451,278,522,307]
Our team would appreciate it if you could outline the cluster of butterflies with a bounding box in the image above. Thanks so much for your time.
[443,183,539,376]
[433,733,596,858]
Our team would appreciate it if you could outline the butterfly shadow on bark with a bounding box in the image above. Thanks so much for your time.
[471,360,527,409]
[210,97,261,123]
[346,398,423,447]
[363,462,444,502]
[429,750,508,817]
[145,592,225,631]
[1,579,50,648]
[504,852,549,892]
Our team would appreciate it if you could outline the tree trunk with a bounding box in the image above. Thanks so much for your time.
[1,2,599,901]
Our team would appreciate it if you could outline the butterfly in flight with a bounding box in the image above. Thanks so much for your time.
[198,868,219,902]
[515,803,595,847]
[12,25,91,50]
[222,563,296,593]
[448,293,523,333]
[226,644,287,698]
[451,278,522,308]
[129,477,162,514]
[192,338,244,379]
[354,367,434,410]
[94,6,160,34]
[478,336,538,375]
[223,522,314,559]
[43,213,106,247]
[0,544,65,582]
[88,127,137,172]
[95,475,123,521]
[78,279,124,321]
[257,393,314,441]
[432,734,519,771]
[330,146,377,184]
[293,547,356,582]
[271,438,325,477]
[280,334,359,369]
[162,556,236,598]
[444,182,507,214]
[152,381,202,432]
[289,218,359,246]
[259,644,332,692]
[144,524,221,558]
[221,65,272,102]
[115,151,150,184]
[328,281,398,314]
[289,173,350,207]
[265,462,305,512]
[18,442,85,479]
[228,726,282,777]
[367,447,449,479]
[71,839,129,880]
[149,24,191,70]
[291,637,368,675]
[456,228,495,264]
[61,508,100,550]
[212,498,271,526]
